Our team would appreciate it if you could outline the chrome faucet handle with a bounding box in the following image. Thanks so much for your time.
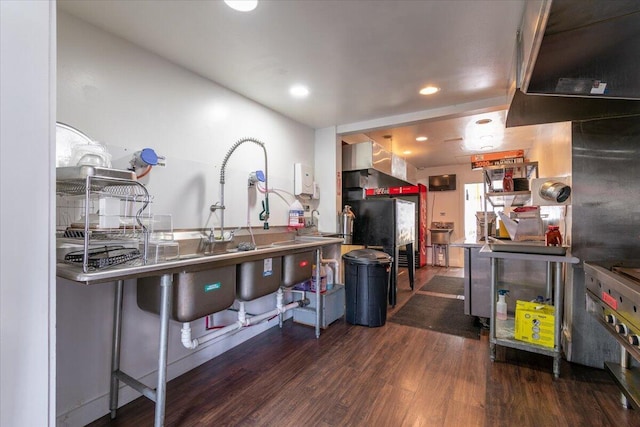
[210,202,225,212]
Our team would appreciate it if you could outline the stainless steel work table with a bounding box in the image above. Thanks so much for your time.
[479,245,579,378]
[57,236,342,427]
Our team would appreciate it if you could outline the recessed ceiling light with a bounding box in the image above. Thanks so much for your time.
[475,118,492,125]
[403,150,412,155]
[224,0,258,12]
[419,86,440,95]
[289,84,309,98]
[416,136,428,142]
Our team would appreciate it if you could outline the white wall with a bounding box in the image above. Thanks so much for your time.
[1,1,56,426]
[314,126,339,232]
[526,122,572,177]
[57,12,317,426]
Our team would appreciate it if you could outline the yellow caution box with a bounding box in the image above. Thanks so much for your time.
[514,300,555,348]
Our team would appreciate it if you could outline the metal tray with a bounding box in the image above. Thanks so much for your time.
[488,241,567,255]
[56,166,136,181]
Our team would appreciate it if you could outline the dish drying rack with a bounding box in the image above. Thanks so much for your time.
[56,166,151,272]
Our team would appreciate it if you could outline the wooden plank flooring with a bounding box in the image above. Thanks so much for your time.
[87,267,640,427]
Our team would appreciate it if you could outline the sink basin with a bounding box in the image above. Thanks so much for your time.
[137,266,236,322]
[236,256,283,301]
[282,251,315,287]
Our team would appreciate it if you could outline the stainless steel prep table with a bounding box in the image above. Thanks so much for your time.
[479,245,579,378]
[451,238,487,318]
[452,238,558,320]
[57,236,342,427]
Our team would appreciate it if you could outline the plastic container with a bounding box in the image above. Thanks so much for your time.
[288,200,305,228]
[311,264,327,292]
[325,264,334,290]
[70,141,112,168]
[497,289,508,320]
[545,225,562,246]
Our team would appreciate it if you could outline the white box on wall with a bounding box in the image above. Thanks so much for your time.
[294,163,314,196]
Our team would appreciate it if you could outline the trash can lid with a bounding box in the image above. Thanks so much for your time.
[343,249,392,264]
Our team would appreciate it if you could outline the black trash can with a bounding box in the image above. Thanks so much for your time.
[343,249,392,327]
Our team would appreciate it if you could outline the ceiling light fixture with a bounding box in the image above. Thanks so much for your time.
[480,145,495,151]
[475,118,492,125]
[224,0,258,12]
[419,86,440,95]
[289,84,309,98]
[416,136,428,142]
[403,150,412,155]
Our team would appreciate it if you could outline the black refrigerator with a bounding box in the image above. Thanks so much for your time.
[349,198,415,306]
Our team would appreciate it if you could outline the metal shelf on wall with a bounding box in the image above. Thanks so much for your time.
[482,161,539,240]
[485,191,532,207]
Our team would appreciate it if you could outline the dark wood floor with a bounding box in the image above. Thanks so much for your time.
[88,266,640,427]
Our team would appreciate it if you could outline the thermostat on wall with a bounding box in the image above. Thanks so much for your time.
[294,163,314,196]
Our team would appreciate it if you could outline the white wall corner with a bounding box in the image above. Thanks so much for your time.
[314,126,338,233]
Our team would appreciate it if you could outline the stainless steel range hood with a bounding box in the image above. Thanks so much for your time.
[507,0,640,127]
[342,141,417,189]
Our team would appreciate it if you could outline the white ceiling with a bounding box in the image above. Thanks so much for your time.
[58,0,555,169]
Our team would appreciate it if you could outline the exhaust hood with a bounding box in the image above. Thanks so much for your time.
[507,0,640,127]
[342,141,417,188]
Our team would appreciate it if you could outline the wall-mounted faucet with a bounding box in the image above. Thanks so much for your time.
[311,209,319,227]
[211,137,270,241]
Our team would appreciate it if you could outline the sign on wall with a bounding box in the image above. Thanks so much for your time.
[470,149,525,169]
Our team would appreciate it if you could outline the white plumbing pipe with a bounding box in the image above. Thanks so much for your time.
[244,300,302,326]
[180,289,307,349]
[181,320,243,349]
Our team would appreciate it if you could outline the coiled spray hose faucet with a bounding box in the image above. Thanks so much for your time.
[211,137,270,239]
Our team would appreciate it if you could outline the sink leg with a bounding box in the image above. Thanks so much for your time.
[154,273,172,427]
[315,249,321,338]
[277,287,284,328]
[109,280,124,419]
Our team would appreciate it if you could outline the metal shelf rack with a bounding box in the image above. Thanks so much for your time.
[483,161,538,205]
[56,166,151,272]
[479,246,579,378]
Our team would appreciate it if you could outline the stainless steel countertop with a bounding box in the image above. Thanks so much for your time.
[57,236,343,285]
[450,237,484,248]
[479,245,580,263]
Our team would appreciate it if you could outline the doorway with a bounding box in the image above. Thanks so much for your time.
[464,183,484,241]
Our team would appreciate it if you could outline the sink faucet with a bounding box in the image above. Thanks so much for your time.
[311,209,319,227]
[211,137,270,240]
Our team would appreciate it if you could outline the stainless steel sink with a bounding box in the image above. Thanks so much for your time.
[282,251,315,287]
[175,253,205,260]
[137,266,236,322]
[270,240,298,247]
[170,230,232,258]
[236,256,283,301]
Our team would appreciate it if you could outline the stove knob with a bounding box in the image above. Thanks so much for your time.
[629,335,640,346]
[605,314,616,324]
[616,323,629,336]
